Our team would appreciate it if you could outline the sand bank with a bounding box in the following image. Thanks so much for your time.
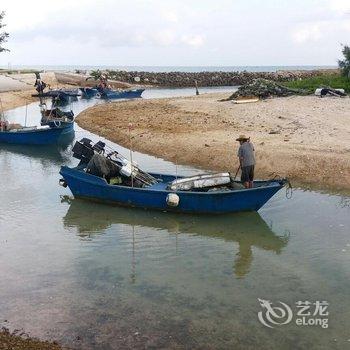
[0,90,36,112]
[0,72,60,111]
[76,93,350,192]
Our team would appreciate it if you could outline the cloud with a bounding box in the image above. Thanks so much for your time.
[328,0,350,14]
[6,1,204,50]
[292,23,322,44]
[161,9,179,23]
[1,0,347,66]
[181,34,205,48]
[343,21,350,31]
[153,30,177,46]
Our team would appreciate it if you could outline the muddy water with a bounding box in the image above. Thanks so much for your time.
[0,88,350,349]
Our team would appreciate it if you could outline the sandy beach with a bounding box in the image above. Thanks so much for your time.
[76,92,350,191]
[0,72,62,111]
[0,89,37,111]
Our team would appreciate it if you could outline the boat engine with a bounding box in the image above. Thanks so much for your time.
[72,138,96,164]
[71,138,158,187]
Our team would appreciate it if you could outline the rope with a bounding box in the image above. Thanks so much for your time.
[285,179,293,199]
[268,173,293,199]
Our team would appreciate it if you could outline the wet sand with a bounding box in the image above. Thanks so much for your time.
[76,93,350,191]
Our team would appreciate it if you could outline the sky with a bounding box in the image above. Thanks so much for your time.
[0,0,349,67]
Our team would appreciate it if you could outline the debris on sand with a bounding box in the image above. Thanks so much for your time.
[222,79,308,100]
[315,88,347,97]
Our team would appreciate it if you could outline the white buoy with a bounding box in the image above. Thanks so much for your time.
[166,193,180,207]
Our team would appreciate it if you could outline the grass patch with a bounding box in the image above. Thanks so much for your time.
[283,74,350,93]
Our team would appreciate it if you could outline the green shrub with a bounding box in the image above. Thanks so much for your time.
[338,45,350,78]
[283,74,350,93]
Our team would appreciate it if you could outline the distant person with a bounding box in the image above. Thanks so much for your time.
[34,73,47,94]
[236,135,255,188]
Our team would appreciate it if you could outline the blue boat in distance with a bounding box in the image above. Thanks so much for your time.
[33,89,80,99]
[0,123,74,145]
[33,89,80,106]
[60,166,286,214]
[79,87,98,99]
[98,88,145,100]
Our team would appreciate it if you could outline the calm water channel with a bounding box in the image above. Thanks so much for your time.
[0,87,349,349]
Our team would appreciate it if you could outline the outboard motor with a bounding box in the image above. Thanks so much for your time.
[72,138,95,164]
[71,138,158,187]
[93,140,106,154]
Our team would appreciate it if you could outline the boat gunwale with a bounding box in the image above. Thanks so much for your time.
[60,165,285,196]
[0,124,73,135]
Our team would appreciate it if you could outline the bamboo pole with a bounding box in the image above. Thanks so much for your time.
[129,123,134,187]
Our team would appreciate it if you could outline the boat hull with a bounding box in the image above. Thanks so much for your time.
[60,166,285,214]
[99,88,145,99]
[0,124,74,145]
[79,87,98,99]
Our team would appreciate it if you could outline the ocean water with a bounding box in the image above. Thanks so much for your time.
[0,90,349,350]
[1,65,337,73]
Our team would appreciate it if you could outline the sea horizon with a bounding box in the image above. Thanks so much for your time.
[0,64,337,73]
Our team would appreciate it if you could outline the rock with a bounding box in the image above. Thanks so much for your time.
[269,130,281,134]
[89,69,338,88]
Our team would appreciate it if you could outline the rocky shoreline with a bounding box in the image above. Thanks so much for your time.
[1,68,339,92]
[104,68,338,87]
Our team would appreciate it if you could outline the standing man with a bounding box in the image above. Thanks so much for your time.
[236,135,255,188]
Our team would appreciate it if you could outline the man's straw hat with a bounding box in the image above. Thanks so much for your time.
[236,134,249,141]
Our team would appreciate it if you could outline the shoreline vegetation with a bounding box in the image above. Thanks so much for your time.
[284,74,350,93]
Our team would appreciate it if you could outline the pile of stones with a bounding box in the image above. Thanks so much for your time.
[227,79,307,99]
[88,69,337,88]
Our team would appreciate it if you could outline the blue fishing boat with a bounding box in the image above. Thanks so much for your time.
[33,89,80,99]
[0,123,74,145]
[33,89,80,105]
[40,107,75,128]
[60,167,287,214]
[59,139,288,214]
[98,88,144,100]
[79,87,98,99]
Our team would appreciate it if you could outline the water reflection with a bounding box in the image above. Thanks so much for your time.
[0,142,73,165]
[339,196,350,208]
[62,198,289,278]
